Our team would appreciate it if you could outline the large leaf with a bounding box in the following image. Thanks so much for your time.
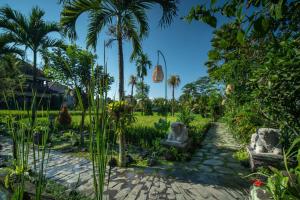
[237,30,245,45]
[203,15,217,28]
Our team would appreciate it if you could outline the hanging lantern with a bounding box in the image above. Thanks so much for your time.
[152,65,164,83]
[225,84,234,95]
[221,99,226,106]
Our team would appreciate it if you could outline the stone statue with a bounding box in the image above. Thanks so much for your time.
[250,128,282,155]
[167,122,188,143]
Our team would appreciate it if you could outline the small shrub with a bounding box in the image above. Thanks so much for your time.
[233,148,249,167]
[154,118,170,135]
[125,126,164,148]
[62,131,79,146]
[57,105,72,128]
[224,103,263,144]
[177,107,195,128]
[233,149,249,162]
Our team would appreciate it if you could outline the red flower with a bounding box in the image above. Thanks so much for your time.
[251,179,264,187]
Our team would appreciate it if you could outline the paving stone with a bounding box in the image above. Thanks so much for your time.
[0,123,250,199]
[203,159,224,166]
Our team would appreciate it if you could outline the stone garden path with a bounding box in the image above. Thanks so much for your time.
[0,123,250,199]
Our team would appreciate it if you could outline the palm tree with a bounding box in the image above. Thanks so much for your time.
[136,52,152,115]
[128,75,137,100]
[0,34,24,58]
[0,6,62,123]
[168,75,180,116]
[60,0,178,167]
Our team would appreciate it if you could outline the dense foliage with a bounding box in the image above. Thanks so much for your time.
[186,0,300,147]
[179,76,223,120]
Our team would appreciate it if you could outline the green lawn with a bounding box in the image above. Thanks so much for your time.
[0,110,210,127]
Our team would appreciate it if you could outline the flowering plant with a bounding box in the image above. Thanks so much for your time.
[251,179,264,187]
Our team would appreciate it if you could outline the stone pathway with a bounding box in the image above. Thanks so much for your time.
[0,123,250,199]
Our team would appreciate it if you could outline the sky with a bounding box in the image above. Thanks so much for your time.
[0,0,220,100]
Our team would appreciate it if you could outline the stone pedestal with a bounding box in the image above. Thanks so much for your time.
[161,139,191,149]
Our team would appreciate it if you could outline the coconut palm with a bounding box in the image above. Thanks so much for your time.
[128,75,137,100]
[168,75,180,116]
[136,53,152,84]
[136,52,152,115]
[0,6,62,123]
[60,0,178,167]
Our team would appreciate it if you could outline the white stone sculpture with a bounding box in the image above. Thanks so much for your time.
[250,128,282,155]
[167,122,188,144]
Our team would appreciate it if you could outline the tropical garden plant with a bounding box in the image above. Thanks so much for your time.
[136,52,152,115]
[0,6,63,124]
[168,75,180,116]
[128,75,137,102]
[60,0,178,167]
[45,45,96,149]
[186,0,300,146]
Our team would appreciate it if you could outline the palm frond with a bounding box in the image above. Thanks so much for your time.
[127,1,150,38]
[0,33,24,57]
[41,37,65,49]
[122,14,142,60]
[61,0,101,40]
[87,9,113,49]
[146,0,178,27]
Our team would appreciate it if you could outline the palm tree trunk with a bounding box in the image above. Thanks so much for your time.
[172,85,175,116]
[31,50,37,125]
[117,28,124,100]
[141,77,144,116]
[131,84,134,101]
[117,16,126,167]
[31,49,37,171]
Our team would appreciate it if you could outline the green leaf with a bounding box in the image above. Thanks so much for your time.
[222,4,236,17]
[237,30,245,45]
[275,3,282,19]
[219,39,229,49]
[208,50,220,60]
[254,16,269,36]
[261,17,269,31]
[203,15,217,28]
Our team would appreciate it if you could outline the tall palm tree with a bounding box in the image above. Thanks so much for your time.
[128,75,137,100]
[168,75,180,116]
[136,52,152,115]
[61,0,178,167]
[0,6,62,123]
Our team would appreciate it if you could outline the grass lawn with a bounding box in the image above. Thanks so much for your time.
[0,110,211,163]
[0,110,209,127]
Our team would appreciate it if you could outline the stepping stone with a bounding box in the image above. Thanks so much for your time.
[203,159,224,166]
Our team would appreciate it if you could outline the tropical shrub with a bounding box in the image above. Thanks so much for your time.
[62,131,80,147]
[177,107,195,128]
[142,99,153,116]
[186,0,300,148]
[125,126,164,149]
[152,98,170,116]
[256,137,300,200]
[57,105,72,128]
[154,118,170,135]
[223,102,264,144]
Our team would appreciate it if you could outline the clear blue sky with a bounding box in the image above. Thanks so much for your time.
[1,0,220,99]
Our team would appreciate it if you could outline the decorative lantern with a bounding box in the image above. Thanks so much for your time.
[152,65,164,83]
[225,84,234,95]
[221,99,226,106]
